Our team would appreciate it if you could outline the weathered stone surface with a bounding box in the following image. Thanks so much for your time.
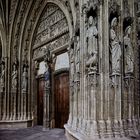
[0,0,140,140]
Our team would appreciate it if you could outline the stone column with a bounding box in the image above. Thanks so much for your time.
[6,59,10,120]
[21,91,27,120]
[43,79,51,130]
[72,35,80,131]
[124,75,136,136]
[111,74,122,137]
[0,91,2,120]
[67,42,74,127]
[72,80,78,130]
[43,82,47,130]
[96,3,106,138]
[2,84,6,120]
[89,72,98,138]
[10,89,17,120]
[68,82,74,126]
[103,0,112,138]
[80,1,85,132]
[1,57,6,120]
[43,48,51,130]
[21,92,23,120]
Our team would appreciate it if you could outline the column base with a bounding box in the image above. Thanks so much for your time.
[64,122,139,140]
[0,119,32,129]
[104,120,114,138]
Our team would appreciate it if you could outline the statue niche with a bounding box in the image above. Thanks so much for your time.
[11,61,18,90]
[22,65,28,93]
[86,16,98,73]
[110,17,121,75]
[123,23,133,75]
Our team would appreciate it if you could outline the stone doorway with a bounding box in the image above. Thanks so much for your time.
[31,2,71,129]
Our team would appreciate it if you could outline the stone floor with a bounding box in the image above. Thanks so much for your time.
[0,126,67,140]
[1,126,140,140]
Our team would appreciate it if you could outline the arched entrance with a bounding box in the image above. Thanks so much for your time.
[32,3,70,129]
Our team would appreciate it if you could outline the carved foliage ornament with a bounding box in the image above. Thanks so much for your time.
[74,0,80,29]
[123,0,130,18]
[135,0,140,15]
[13,0,30,58]
[82,0,102,15]
[109,0,120,18]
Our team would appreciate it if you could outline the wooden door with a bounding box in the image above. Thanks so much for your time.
[37,78,45,125]
[54,72,69,128]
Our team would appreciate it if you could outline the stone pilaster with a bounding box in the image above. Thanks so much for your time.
[10,89,17,120]
[21,91,27,120]
[111,73,122,137]
[103,0,112,138]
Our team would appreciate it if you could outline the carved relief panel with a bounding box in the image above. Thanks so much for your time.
[33,3,70,60]
[33,4,69,49]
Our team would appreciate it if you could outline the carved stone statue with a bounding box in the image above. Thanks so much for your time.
[11,64,18,89]
[44,47,51,63]
[44,50,50,89]
[110,17,121,74]
[22,66,28,92]
[0,58,5,91]
[86,16,98,72]
[44,68,50,89]
[124,25,134,74]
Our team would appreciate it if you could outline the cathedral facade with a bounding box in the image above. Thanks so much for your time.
[0,0,140,140]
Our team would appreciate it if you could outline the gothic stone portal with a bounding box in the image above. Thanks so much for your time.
[32,3,70,129]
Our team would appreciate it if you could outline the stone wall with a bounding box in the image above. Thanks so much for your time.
[0,0,140,140]
[65,0,140,140]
